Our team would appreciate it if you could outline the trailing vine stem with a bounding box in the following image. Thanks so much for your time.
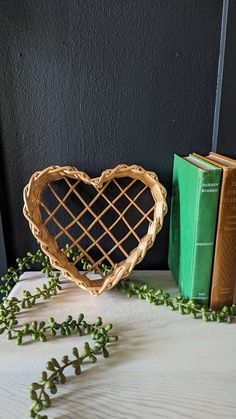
[0,276,62,344]
[0,250,118,418]
[0,247,235,418]
[1,248,236,330]
[0,250,62,344]
[0,245,112,301]
[119,280,236,323]
[0,248,112,345]
[29,319,118,419]
[0,249,57,299]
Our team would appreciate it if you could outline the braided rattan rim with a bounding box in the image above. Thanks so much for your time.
[23,164,167,296]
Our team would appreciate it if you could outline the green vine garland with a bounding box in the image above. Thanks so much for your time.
[29,319,118,419]
[0,247,235,418]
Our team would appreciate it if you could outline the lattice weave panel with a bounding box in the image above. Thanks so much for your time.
[23,165,167,295]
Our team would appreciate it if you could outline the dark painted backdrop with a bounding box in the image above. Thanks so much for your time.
[0,0,223,268]
[217,0,236,156]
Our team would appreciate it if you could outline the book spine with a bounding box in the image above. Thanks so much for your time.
[168,158,180,284]
[210,169,236,309]
[190,170,221,305]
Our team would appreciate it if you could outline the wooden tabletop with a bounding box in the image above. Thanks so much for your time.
[1,271,236,419]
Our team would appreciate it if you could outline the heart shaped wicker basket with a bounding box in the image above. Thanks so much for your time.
[23,164,167,295]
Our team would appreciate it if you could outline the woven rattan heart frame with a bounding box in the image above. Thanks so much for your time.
[23,164,167,295]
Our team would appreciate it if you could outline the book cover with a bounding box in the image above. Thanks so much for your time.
[168,154,221,305]
[193,152,236,309]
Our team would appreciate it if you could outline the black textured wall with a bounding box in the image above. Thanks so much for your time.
[217,0,236,156]
[0,0,222,268]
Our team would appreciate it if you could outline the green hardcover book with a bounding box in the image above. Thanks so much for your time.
[168,154,222,305]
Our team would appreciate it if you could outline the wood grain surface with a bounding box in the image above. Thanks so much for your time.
[1,271,236,419]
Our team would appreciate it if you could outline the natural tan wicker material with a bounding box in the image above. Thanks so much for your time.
[23,164,167,295]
